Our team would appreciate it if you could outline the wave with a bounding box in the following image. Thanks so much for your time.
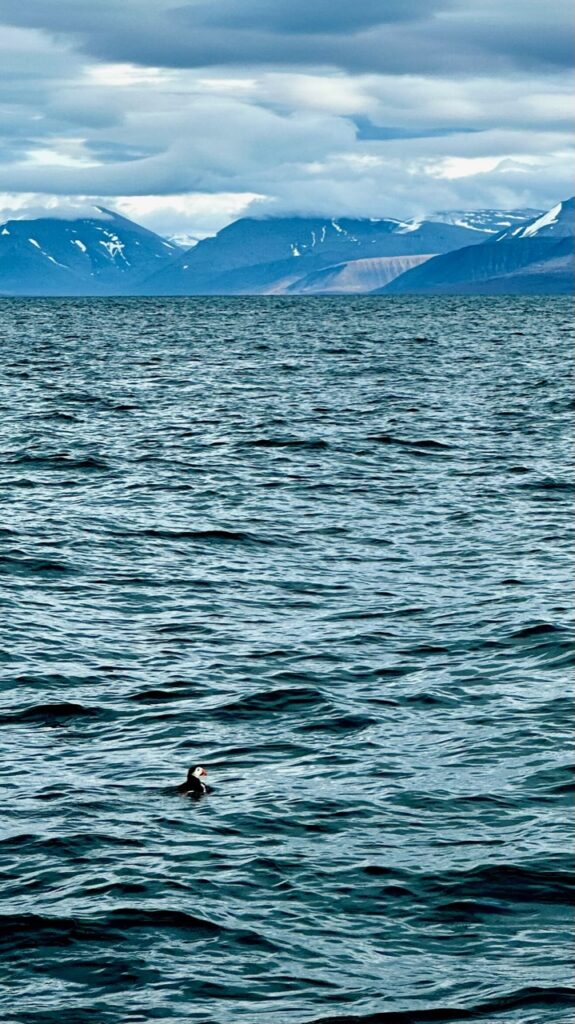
[128,688,194,703]
[0,832,144,854]
[511,622,566,639]
[504,621,574,666]
[0,556,72,575]
[133,527,279,545]
[243,437,329,449]
[0,1009,112,1024]
[361,858,574,907]
[0,702,104,725]
[210,686,328,718]
[5,454,110,471]
[0,907,223,952]
[299,713,375,733]
[367,434,454,450]
[426,861,575,905]
[518,478,575,492]
[526,763,575,796]
[303,985,575,1023]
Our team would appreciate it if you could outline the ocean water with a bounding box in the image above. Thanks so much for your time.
[0,295,573,1024]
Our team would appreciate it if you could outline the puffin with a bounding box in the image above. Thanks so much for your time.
[177,765,211,798]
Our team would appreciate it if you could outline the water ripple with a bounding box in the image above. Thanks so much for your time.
[0,296,572,1024]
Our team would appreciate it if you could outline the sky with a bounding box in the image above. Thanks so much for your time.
[0,0,573,237]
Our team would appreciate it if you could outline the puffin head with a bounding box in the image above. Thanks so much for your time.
[188,765,208,782]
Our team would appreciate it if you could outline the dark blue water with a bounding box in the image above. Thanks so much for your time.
[0,296,573,1024]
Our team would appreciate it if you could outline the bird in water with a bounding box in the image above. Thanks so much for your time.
[177,765,211,797]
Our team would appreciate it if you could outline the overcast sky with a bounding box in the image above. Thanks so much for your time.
[0,0,572,236]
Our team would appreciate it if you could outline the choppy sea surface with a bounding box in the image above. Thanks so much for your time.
[0,296,573,1024]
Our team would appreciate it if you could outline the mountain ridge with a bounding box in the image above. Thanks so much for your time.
[378,199,574,295]
[0,202,571,296]
[0,206,179,295]
[139,214,504,295]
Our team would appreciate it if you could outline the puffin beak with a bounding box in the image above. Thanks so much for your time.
[201,768,208,777]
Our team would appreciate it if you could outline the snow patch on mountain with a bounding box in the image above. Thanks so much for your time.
[495,198,574,241]
[394,220,422,234]
[98,231,128,262]
[167,233,201,249]
[519,203,562,237]
[433,208,543,233]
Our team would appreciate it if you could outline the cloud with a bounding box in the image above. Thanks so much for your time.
[0,113,570,222]
[176,0,439,35]
[0,191,263,237]
[0,3,572,235]
[0,0,571,74]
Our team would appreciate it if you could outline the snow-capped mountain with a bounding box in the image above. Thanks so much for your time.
[432,208,542,234]
[0,201,570,296]
[379,197,574,295]
[494,198,574,240]
[0,207,179,295]
[140,215,491,294]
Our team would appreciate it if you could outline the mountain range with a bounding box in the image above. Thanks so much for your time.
[381,199,574,295]
[0,199,572,297]
[141,215,494,295]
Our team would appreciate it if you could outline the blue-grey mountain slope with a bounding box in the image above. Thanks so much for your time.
[453,248,574,294]
[493,198,574,241]
[282,254,435,294]
[0,205,557,296]
[379,199,574,295]
[139,215,492,295]
[0,207,179,295]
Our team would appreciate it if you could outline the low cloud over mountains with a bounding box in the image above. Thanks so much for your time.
[1,198,571,296]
